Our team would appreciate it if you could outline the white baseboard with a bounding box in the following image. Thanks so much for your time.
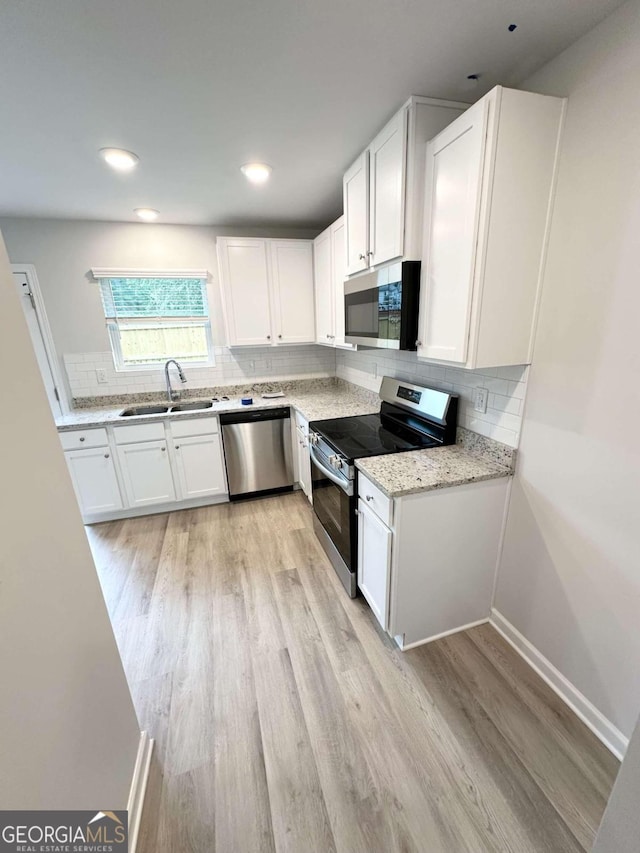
[398,618,490,651]
[128,731,154,853]
[490,609,628,760]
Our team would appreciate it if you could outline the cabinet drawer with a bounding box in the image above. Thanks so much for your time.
[170,416,219,438]
[59,428,108,450]
[113,422,166,445]
[358,473,392,526]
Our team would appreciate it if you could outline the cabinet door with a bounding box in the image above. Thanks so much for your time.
[65,447,123,516]
[368,109,407,267]
[173,433,227,500]
[313,226,334,345]
[269,241,315,344]
[343,151,369,275]
[357,499,392,629]
[117,440,176,507]
[294,412,312,501]
[331,217,352,348]
[418,99,488,364]
[218,237,273,346]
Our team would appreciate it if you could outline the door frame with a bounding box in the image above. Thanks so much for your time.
[11,263,69,414]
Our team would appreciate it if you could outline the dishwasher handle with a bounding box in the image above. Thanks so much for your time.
[219,406,290,426]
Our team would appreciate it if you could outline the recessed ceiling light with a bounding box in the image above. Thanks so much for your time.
[99,148,139,172]
[240,162,272,184]
[134,208,159,221]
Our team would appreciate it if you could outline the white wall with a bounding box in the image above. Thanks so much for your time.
[0,218,321,400]
[594,715,640,852]
[0,231,141,807]
[337,349,528,448]
[494,0,640,742]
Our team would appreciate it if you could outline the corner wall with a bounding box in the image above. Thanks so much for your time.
[0,231,141,807]
[494,0,640,743]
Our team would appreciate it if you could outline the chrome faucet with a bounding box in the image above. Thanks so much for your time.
[164,359,187,402]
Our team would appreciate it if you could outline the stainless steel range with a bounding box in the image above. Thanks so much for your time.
[308,376,458,597]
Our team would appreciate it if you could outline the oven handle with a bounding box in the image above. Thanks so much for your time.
[310,444,354,496]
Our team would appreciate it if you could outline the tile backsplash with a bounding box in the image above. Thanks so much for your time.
[64,345,336,399]
[64,345,528,448]
[336,349,528,448]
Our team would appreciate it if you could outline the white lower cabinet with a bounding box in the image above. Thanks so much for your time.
[357,498,392,629]
[64,446,123,515]
[117,439,176,507]
[172,433,227,500]
[293,411,312,501]
[357,471,509,648]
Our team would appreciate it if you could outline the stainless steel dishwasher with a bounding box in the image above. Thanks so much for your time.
[220,407,294,500]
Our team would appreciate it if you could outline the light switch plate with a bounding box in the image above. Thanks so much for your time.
[474,387,488,413]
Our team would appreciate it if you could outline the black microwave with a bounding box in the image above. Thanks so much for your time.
[344,261,420,350]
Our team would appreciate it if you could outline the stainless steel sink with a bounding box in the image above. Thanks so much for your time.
[119,405,169,417]
[170,400,213,412]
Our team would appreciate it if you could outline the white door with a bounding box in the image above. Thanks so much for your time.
[357,499,392,629]
[419,99,488,364]
[294,412,312,501]
[331,217,352,348]
[117,440,176,507]
[313,226,334,345]
[65,447,123,515]
[217,238,273,346]
[343,151,369,275]
[269,241,315,344]
[173,434,227,499]
[12,271,63,416]
[368,109,407,267]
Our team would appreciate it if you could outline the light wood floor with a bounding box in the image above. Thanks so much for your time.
[86,492,619,853]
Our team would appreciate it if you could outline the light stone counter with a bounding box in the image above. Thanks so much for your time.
[55,378,379,432]
[356,445,512,498]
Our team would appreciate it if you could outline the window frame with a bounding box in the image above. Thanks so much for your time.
[91,268,215,372]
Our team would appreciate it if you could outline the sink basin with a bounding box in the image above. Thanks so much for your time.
[170,400,213,412]
[119,405,169,417]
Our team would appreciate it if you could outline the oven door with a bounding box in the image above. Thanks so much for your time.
[310,445,357,595]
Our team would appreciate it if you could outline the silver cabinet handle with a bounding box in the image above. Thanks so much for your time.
[326,333,331,338]
[366,495,373,502]
[175,445,180,450]
[367,251,373,257]
[415,340,422,347]
[278,334,282,339]
[358,253,366,260]
[267,334,271,340]
[355,508,361,515]
[79,436,85,442]
[104,453,109,459]
[161,446,166,452]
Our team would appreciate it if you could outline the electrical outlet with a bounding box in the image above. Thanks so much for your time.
[249,360,255,371]
[265,358,272,369]
[474,387,488,413]
[96,368,108,384]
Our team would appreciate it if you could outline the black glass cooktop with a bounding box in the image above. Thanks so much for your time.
[310,412,439,460]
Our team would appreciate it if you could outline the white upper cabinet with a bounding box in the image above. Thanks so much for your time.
[218,237,315,347]
[313,216,355,349]
[269,241,315,344]
[343,96,467,277]
[418,86,565,369]
[343,152,369,275]
[368,109,407,268]
[313,224,334,343]
[218,238,272,346]
[331,217,351,348]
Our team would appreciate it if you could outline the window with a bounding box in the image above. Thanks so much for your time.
[93,271,213,369]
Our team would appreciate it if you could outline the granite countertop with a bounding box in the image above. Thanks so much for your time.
[55,380,379,431]
[356,445,512,498]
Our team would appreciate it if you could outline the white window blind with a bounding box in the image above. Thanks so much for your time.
[95,274,213,369]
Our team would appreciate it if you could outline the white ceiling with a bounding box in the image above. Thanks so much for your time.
[0,0,623,230]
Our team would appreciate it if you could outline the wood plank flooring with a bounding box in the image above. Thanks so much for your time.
[85,492,619,853]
